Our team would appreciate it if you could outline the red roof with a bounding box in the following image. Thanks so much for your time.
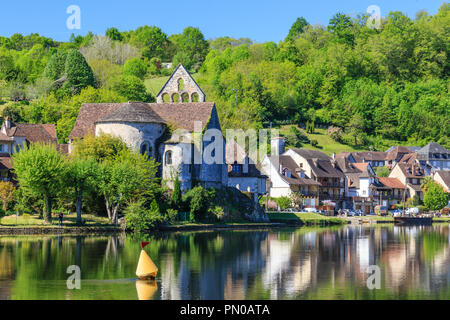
[377,177,406,189]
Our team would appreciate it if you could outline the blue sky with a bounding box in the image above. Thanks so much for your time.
[0,0,445,42]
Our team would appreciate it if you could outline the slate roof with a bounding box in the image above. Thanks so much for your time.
[268,155,321,186]
[307,159,345,178]
[418,142,449,156]
[351,151,387,162]
[291,148,331,160]
[96,102,165,124]
[386,146,413,161]
[377,177,406,189]
[5,122,57,144]
[69,102,215,140]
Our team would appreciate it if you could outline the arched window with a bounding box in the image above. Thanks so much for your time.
[165,151,172,165]
[140,141,152,158]
[191,92,199,102]
[178,78,184,91]
[181,92,189,102]
[162,93,170,102]
[172,93,180,102]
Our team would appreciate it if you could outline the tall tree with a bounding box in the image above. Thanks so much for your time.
[172,27,209,71]
[64,49,95,92]
[66,157,99,225]
[286,17,309,41]
[12,143,66,223]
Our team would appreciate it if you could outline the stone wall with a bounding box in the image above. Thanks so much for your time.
[156,64,205,103]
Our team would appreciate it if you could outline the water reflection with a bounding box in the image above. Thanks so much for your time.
[0,225,449,300]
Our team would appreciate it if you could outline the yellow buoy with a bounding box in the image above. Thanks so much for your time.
[136,242,158,280]
[136,279,158,300]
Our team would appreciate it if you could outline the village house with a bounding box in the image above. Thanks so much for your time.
[416,142,450,172]
[376,177,407,207]
[389,162,425,201]
[385,146,415,168]
[335,156,386,213]
[282,145,346,209]
[226,139,267,203]
[68,64,228,191]
[0,117,64,182]
[336,151,388,168]
[433,170,450,193]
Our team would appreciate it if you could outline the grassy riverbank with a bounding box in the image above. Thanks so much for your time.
[0,213,113,228]
[268,212,348,226]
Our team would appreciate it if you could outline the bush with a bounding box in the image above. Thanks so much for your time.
[123,58,148,80]
[275,196,291,210]
[210,206,225,222]
[311,139,318,147]
[189,186,211,221]
[326,126,343,142]
[125,199,163,232]
[166,208,178,223]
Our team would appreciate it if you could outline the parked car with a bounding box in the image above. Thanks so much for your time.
[304,208,318,213]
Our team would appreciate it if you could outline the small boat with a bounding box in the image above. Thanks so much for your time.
[394,216,432,226]
[136,242,158,280]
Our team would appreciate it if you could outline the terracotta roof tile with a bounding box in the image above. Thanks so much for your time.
[6,122,57,144]
[377,177,406,189]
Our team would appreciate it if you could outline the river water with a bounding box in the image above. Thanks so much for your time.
[0,225,449,300]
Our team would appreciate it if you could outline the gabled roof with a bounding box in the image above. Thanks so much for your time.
[377,177,406,189]
[418,142,449,155]
[395,163,425,178]
[0,131,13,142]
[307,159,345,178]
[351,151,387,162]
[385,146,413,161]
[96,102,165,124]
[5,122,57,144]
[435,170,450,189]
[156,64,205,98]
[290,148,331,160]
[69,102,215,140]
[267,155,321,186]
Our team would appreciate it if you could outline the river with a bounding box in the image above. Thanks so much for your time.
[0,225,449,300]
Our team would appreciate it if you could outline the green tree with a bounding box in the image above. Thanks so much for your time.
[286,17,309,41]
[172,27,209,71]
[64,49,95,92]
[98,149,159,225]
[105,27,123,41]
[123,58,148,80]
[172,176,182,210]
[66,157,99,224]
[12,143,66,223]
[375,166,390,177]
[111,75,154,102]
[327,13,354,45]
[72,133,128,162]
[129,26,169,60]
[423,181,448,211]
[124,199,162,232]
[276,196,292,210]
[43,50,67,81]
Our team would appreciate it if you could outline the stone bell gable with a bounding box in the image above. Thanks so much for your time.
[156,64,205,103]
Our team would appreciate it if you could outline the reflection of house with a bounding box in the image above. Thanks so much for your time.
[0,117,62,182]
[433,170,450,193]
[389,163,425,201]
[226,139,267,201]
[68,64,228,191]
[285,148,346,208]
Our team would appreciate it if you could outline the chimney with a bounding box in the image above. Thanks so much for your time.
[271,137,285,156]
[1,116,10,135]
